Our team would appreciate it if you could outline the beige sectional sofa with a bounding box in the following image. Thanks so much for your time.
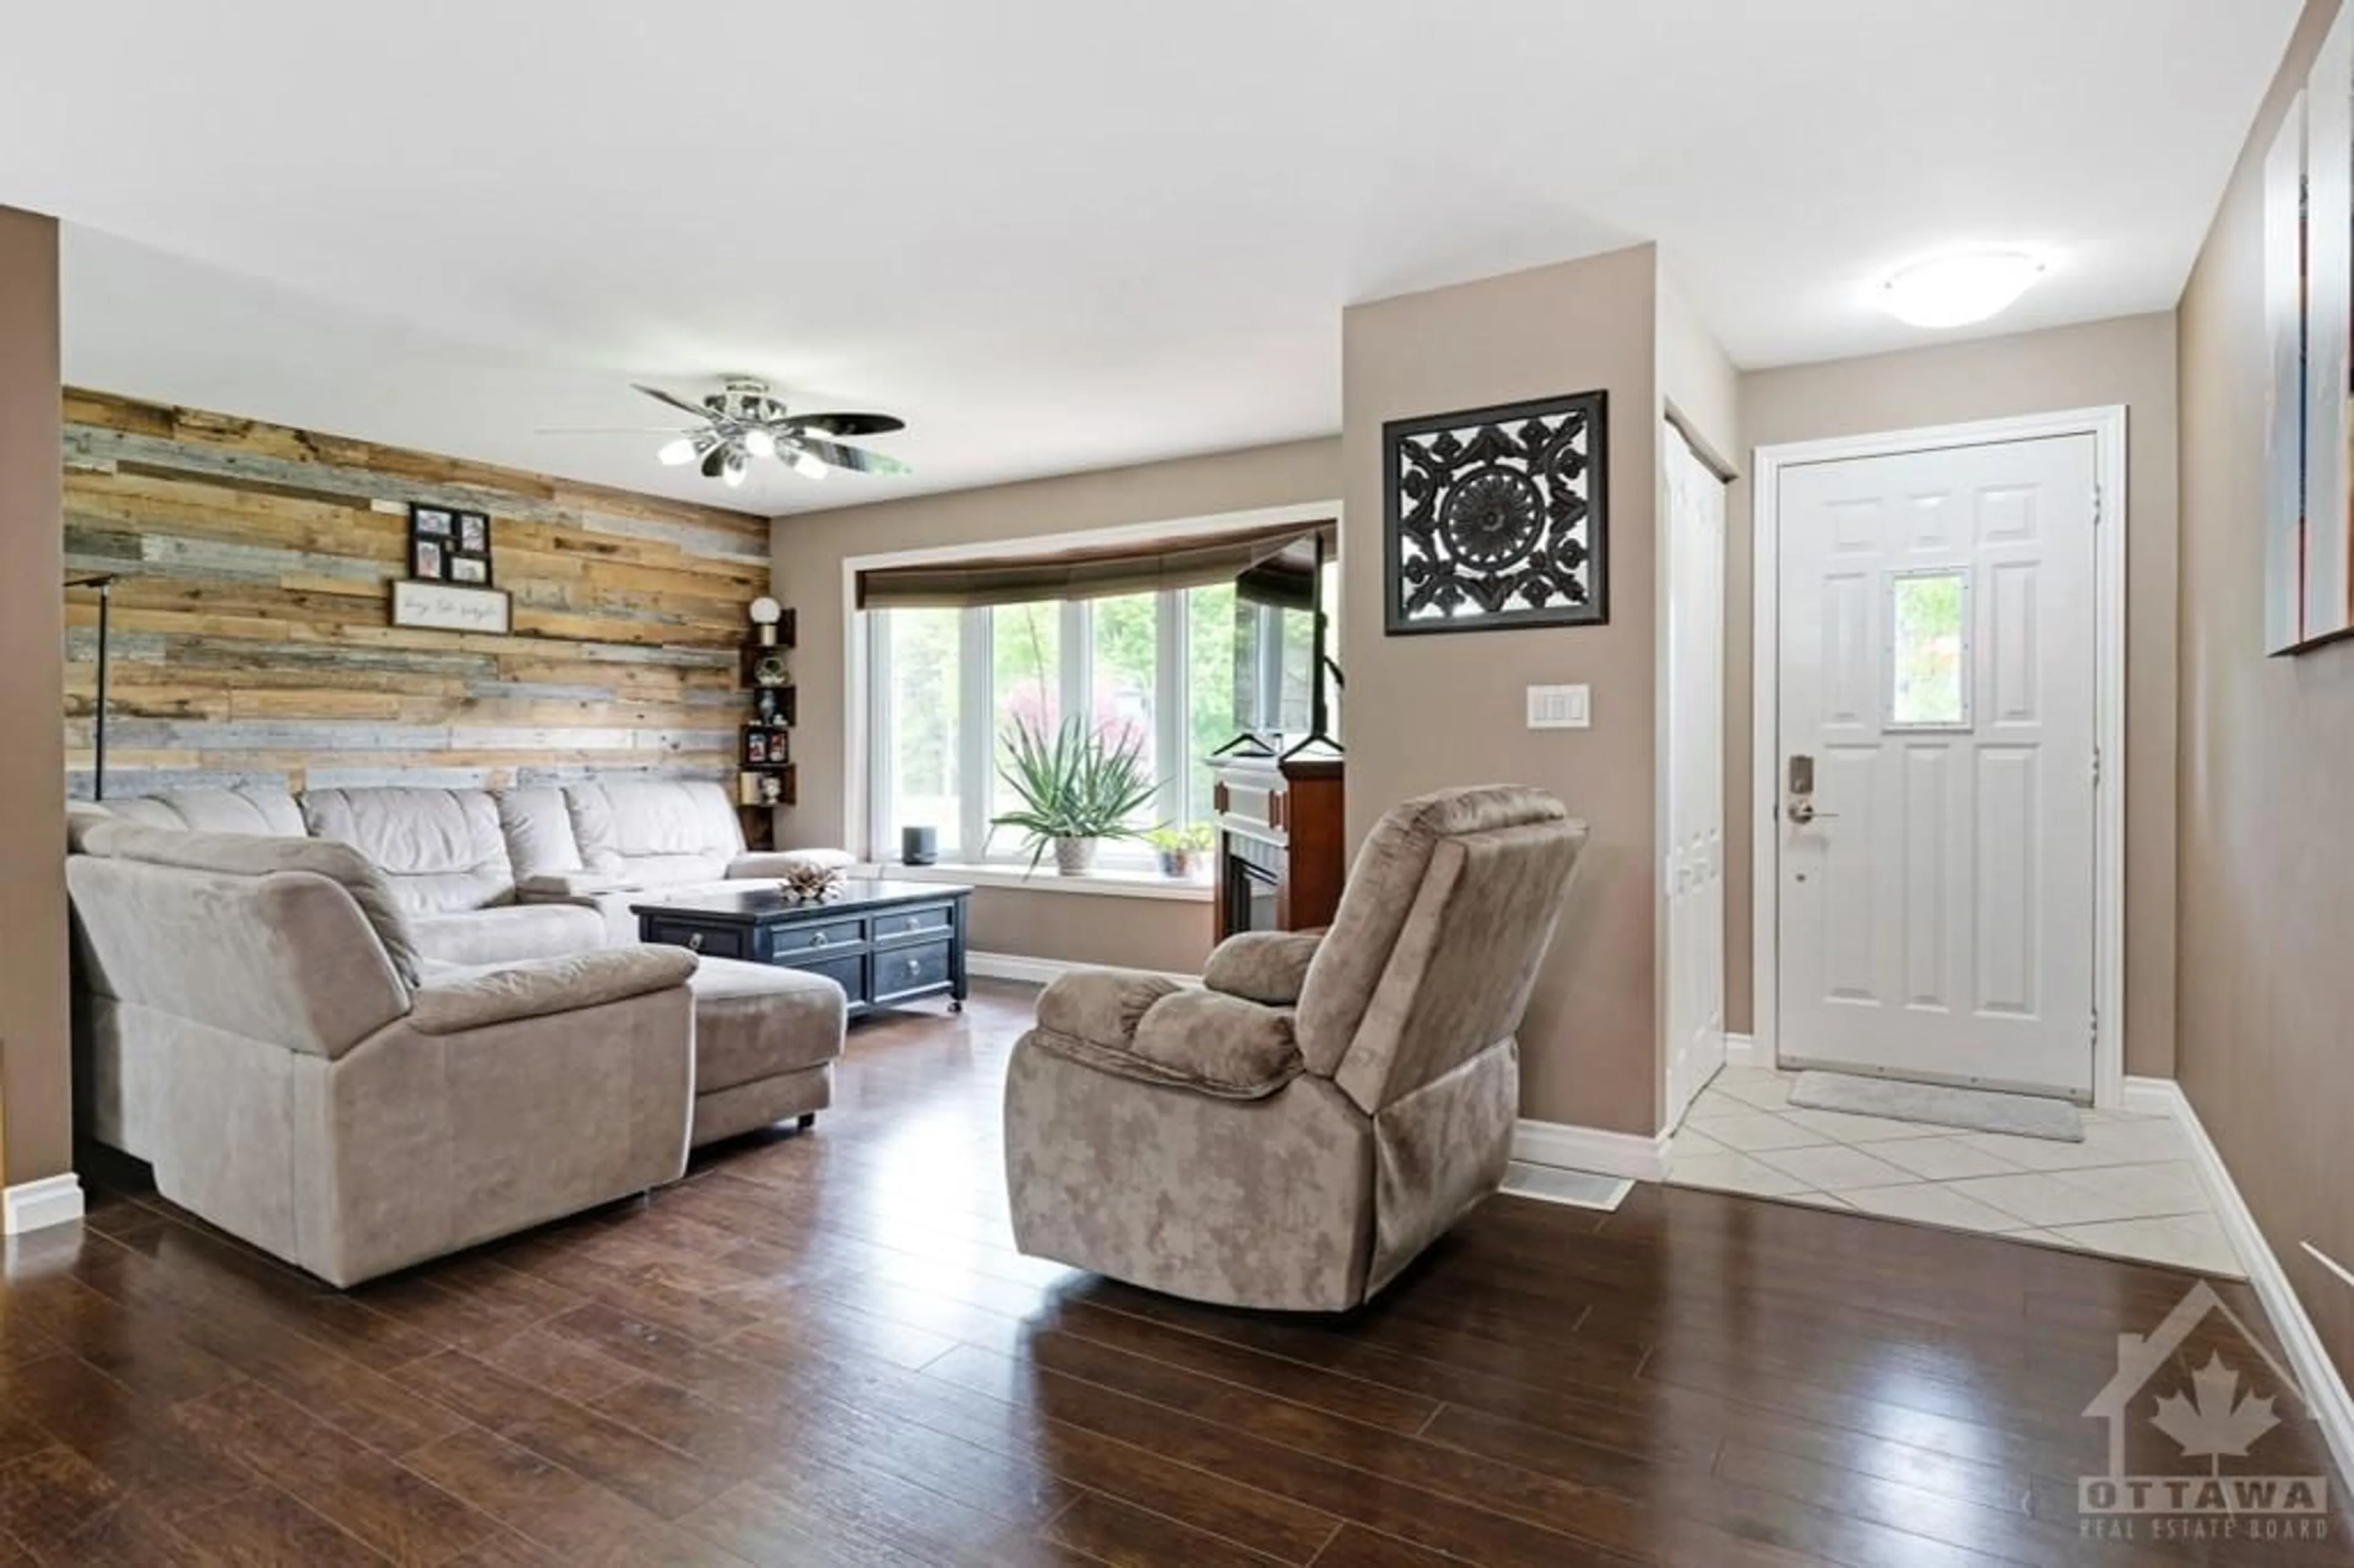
[69,778,858,1282]
[106,779,851,967]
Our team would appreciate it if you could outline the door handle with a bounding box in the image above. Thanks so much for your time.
[1784,755,1837,825]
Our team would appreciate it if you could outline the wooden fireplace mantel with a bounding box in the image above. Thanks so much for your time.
[1209,750,1345,940]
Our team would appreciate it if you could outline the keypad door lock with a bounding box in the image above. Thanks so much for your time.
[1785,754,1839,826]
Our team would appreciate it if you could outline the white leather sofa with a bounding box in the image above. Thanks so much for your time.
[105,780,850,966]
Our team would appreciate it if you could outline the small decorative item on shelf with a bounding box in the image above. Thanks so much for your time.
[756,773,785,806]
[742,726,789,767]
[1147,822,1216,879]
[750,596,788,647]
[780,861,845,902]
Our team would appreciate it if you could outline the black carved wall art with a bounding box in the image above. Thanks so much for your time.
[1382,390,1609,634]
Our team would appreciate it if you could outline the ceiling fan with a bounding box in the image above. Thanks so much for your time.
[547,378,910,488]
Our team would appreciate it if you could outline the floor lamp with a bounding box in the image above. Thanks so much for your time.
[65,573,115,802]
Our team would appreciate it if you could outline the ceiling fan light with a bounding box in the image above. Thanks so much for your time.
[721,447,750,488]
[741,427,778,460]
[1878,249,2048,329]
[657,436,701,466]
[790,446,828,481]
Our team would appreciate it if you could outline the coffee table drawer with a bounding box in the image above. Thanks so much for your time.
[872,938,953,1002]
[870,904,955,943]
[772,916,865,959]
[790,951,867,1000]
[642,918,748,961]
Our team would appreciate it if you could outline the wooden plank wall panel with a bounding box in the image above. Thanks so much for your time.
[60,389,769,799]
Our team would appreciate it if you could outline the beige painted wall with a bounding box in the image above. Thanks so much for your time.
[1343,244,1663,1134]
[0,208,70,1189]
[1658,267,1742,471]
[967,890,1209,975]
[2177,0,2354,1380]
[1730,313,2181,1077]
[769,438,1339,975]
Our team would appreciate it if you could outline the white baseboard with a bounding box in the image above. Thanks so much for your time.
[1513,1118,1672,1182]
[2125,1074,2354,1492]
[1724,1032,1763,1070]
[967,951,1200,988]
[2118,1074,2177,1118]
[2,1174,83,1236]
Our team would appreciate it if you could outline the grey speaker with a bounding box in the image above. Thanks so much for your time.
[901,825,939,867]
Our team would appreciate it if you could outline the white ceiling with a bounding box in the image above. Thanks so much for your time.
[2,0,2300,514]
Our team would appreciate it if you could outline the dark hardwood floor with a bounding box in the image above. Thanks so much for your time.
[3,980,2345,1566]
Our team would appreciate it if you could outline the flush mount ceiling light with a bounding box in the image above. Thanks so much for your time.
[1878,249,2049,329]
[544,378,912,487]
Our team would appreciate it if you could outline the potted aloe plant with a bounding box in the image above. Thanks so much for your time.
[1147,822,1215,880]
[991,714,1158,875]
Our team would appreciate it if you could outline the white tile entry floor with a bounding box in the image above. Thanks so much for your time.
[1668,1065,2243,1277]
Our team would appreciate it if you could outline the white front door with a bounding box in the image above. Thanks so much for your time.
[1775,435,2098,1098]
[1664,425,1727,1125]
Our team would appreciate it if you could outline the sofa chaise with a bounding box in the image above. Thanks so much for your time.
[1002,785,1586,1312]
[67,818,701,1287]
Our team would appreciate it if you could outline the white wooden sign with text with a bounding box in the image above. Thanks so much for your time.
[392,579,512,634]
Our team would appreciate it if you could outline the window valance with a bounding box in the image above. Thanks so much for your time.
[856,519,1336,611]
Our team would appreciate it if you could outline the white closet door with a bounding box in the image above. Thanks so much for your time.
[1663,424,1727,1127]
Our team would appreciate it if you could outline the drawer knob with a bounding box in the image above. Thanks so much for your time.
[687,932,704,953]
[811,932,829,947]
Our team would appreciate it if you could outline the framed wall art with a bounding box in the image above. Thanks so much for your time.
[408,503,495,588]
[2265,6,2354,655]
[391,579,511,634]
[1383,389,1608,635]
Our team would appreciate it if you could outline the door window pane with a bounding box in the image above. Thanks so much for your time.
[1887,570,1970,729]
[882,608,961,853]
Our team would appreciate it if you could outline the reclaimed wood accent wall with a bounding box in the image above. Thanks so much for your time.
[62,389,769,799]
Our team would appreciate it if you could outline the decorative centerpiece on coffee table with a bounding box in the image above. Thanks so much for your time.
[780,862,846,902]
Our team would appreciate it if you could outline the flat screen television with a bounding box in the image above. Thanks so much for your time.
[1227,530,1339,753]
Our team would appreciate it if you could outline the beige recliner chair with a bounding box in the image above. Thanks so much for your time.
[67,820,698,1287]
[1003,785,1586,1311]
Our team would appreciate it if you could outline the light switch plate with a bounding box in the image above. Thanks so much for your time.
[1526,683,1591,729]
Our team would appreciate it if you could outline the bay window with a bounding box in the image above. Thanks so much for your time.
[867,586,1244,869]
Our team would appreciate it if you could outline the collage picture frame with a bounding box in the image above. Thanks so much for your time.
[408,503,495,587]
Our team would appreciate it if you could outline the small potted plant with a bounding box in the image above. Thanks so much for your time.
[991,714,1157,875]
[1148,823,1215,879]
